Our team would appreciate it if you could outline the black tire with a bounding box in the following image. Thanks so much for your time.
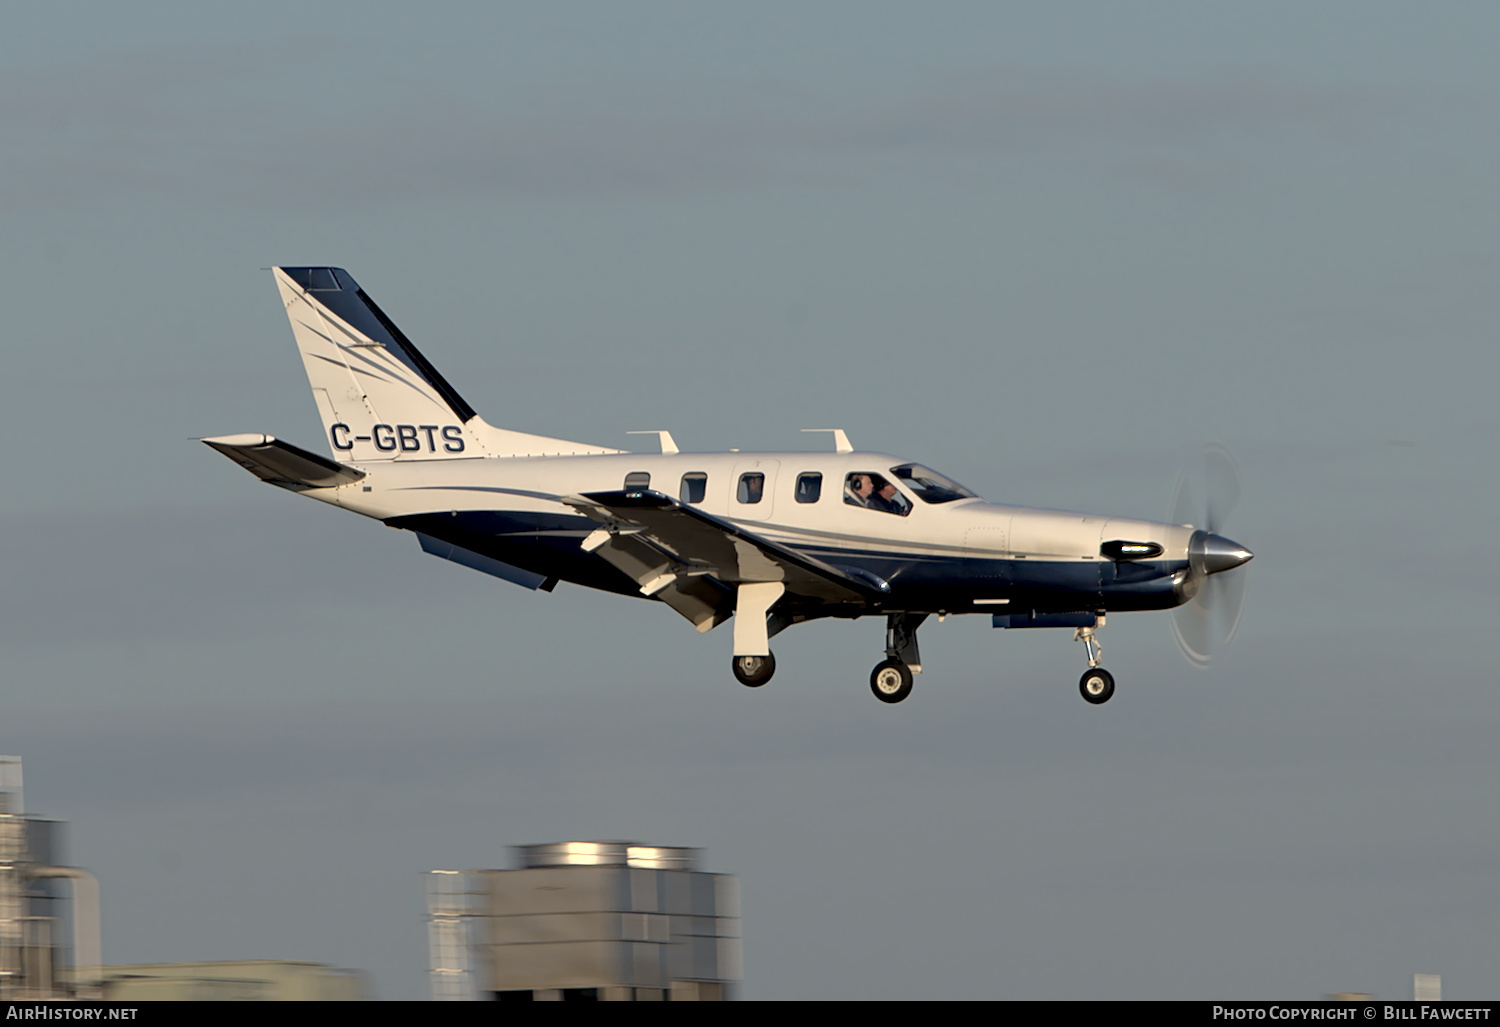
[1079,667,1115,705]
[732,653,776,687]
[870,660,914,704]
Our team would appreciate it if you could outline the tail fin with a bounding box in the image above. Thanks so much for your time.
[273,267,619,461]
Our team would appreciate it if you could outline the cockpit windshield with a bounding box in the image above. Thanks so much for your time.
[890,464,978,504]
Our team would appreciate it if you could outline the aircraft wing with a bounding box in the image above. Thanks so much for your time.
[562,489,889,608]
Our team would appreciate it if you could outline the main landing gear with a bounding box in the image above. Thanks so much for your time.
[870,660,913,703]
[732,652,776,688]
[869,613,926,704]
[1074,624,1115,705]
[729,611,929,704]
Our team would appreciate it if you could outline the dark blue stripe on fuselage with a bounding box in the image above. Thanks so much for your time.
[386,509,1184,613]
[389,510,643,597]
[795,545,1181,612]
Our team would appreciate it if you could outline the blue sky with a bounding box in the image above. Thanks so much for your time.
[2,2,1498,1000]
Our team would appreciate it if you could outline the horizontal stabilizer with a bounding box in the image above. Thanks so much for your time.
[201,434,365,491]
[416,533,557,591]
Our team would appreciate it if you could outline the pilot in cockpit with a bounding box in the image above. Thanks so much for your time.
[874,479,905,514]
[845,472,909,515]
[846,473,876,507]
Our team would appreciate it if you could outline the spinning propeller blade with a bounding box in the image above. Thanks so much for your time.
[1170,445,1252,668]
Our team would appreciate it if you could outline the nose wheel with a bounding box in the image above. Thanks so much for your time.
[1079,667,1115,704]
[870,660,914,704]
[732,652,776,687]
[1074,622,1115,704]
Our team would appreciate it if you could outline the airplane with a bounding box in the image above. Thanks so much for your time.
[203,266,1254,706]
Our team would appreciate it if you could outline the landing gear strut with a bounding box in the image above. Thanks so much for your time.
[730,581,785,688]
[732,652,776,688]
[1074,623,1115,704]
[869,612,927,704]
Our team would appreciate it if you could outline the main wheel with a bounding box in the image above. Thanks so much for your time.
[732,653,776,687]
[870,660,914,704]
[1079,667,1115,705]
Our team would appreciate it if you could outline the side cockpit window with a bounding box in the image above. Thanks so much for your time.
[795,472,822,504]
[890,464,977,504]
[844,472,911,516]
[680,472,707,504]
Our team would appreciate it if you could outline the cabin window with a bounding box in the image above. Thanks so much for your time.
[795,472,823,504]
[737,472,765,504]
[844,472,911,516]
[624,472,651,490]
[680,472,707,504]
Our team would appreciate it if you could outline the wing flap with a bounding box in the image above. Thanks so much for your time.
[562,489,887,605]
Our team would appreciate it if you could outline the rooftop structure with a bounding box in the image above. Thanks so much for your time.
[428,841,739,1001]
[86,961,368,1001]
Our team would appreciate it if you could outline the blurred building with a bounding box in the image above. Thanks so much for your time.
[88,961,367,1001]
[0,756,100,1000]
[427,841,739,1001]
[1,756,368,1002]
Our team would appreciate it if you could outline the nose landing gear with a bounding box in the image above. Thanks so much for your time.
[1074,624,1115,705]
[1079,667,1115,704]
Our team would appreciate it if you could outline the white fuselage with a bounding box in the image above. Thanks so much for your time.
[292,448,1195,616]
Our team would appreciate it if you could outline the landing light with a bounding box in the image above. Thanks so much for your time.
[1100,540,1163,561]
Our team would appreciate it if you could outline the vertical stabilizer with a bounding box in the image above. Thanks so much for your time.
[273,267,619,461]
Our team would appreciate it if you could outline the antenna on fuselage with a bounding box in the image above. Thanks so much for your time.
[801,428,853,453]
[626,430,680,455]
